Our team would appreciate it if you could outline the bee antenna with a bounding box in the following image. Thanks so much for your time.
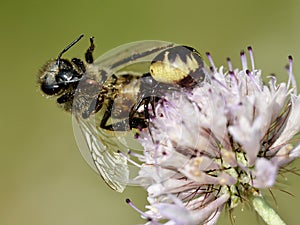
[57,34,84,66]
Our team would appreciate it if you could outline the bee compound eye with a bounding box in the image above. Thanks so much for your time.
[41,82,62,95]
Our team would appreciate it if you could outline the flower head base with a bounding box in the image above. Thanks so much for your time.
[133,47,300,224]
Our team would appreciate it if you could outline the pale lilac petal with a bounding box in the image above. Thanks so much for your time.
[290,142,300,159]
[271,144,294,166]
[252,158,277,188]
[228,116,262,165]
[204,203,224,225]
[190,194,229,223]
[271,96,300,150]
[153,203,197,225]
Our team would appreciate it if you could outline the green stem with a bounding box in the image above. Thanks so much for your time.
[252,194,286,225]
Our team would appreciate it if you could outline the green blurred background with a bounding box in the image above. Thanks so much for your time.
[1,0,300,224]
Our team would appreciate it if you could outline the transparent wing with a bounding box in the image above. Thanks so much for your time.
[72,40,176,192]
[94,40,176,75]
[73,114,132,192]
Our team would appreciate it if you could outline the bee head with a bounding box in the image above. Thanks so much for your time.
[38,34,85,97]
[38,58,83,96]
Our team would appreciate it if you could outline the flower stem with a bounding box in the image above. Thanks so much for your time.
[252,194,286,225]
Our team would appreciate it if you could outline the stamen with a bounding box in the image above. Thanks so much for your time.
[117,150,141,168]
[246,69,261,91]
[240,50,247,70]
[127,149,145,161]
[227,57,233,71]
[228,71,238,92]
[211,76,230,92]
[247,46,255,72]
[206,52,216,72]
[229,70,238,82]
[125,198,152,221]
[286,55,297,94]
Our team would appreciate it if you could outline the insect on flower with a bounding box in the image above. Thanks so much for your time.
[131,47,300,225]
[37,34,206,192]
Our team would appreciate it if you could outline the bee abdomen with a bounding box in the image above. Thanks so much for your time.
[149,45,205,87]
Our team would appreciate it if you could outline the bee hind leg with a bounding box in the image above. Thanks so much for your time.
[99,99,148,131]
[99,99,129,131]
[100,110,147,131]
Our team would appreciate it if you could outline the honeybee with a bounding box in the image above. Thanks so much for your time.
[38,35,205,192]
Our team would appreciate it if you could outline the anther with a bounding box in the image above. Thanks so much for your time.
[246,69,261,91]
[227,57,233,71]
[247,46,255,72]
[125,198,152,220]
[286,55,297,93]
[206,52,216,72]
[240,50,247,70]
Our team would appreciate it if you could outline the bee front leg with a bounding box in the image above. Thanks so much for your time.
[85,37,95,64]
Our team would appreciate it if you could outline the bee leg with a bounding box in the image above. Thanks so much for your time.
[100,99,115,131]
[99,99,148,131]
[143,97,151,120]
[71,58,86,72]
[57,92,74,104]
[85,37,95,64]
[140,96,156,143]
[145,95,158,118]
[129,94,158,128]
[129,117,148,130]
[99,99,129,131]
[82,96,103,119]
[129,96,143,117]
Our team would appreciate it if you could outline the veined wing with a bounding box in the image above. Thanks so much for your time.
[94,40,176,75]
[73,113,138,192]
[72,40,176,192]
